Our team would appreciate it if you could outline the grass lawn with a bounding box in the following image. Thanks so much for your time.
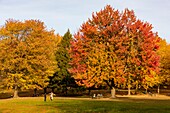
[0,97,170,113]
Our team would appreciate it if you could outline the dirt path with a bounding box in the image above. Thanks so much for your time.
[1,94,170,101]
[116,94,170,100]
[54,94,170,101]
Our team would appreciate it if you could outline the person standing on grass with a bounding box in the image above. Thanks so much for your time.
[44,93,47,102]
[50,92,54,101]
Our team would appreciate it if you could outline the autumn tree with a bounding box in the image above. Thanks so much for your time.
[69,5,160,98]
[0,19,60,97]
[157,39,170,93]
[49,30,76,94]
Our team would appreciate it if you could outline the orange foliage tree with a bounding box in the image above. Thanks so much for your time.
[0,19,60,97]
[69,5,160,97]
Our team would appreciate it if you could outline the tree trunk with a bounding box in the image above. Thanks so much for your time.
[52,87,55,93]
[13,86,19,98]
[44,87,47,94]
[128,85,131,95]
[34,88,37,97]
[110,87,116,98]
[65,87,68,95]
[44,87,47,102]
[157,85,160,94]
[88,89,91,95]
[127,75,131,95]
[145,88,148,94]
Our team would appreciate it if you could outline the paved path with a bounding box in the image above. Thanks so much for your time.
[54,94,170,101]
[1,94,170,101]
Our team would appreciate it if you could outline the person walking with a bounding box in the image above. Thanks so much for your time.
[44,93,47,102]
[50,92,54,101]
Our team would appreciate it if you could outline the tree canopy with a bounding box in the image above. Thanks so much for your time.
[49,30,76,94]
[69,5,160,96]
[0,19,60,97]
[158,39,170,86]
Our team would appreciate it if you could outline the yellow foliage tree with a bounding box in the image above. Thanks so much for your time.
[157,39,170,93]
[0,19,60,97]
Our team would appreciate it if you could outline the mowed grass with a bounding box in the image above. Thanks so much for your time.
[0,97,170,113]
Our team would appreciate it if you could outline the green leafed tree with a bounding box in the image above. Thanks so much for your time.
[49,30,76,94]
[0,19,60,97]
[69,5,160,98]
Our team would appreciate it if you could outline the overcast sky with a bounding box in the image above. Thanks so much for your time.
[0,0,169,43]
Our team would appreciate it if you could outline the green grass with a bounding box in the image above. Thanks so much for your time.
[0,97,170,113]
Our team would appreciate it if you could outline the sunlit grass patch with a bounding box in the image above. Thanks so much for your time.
[0,97,170,113]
